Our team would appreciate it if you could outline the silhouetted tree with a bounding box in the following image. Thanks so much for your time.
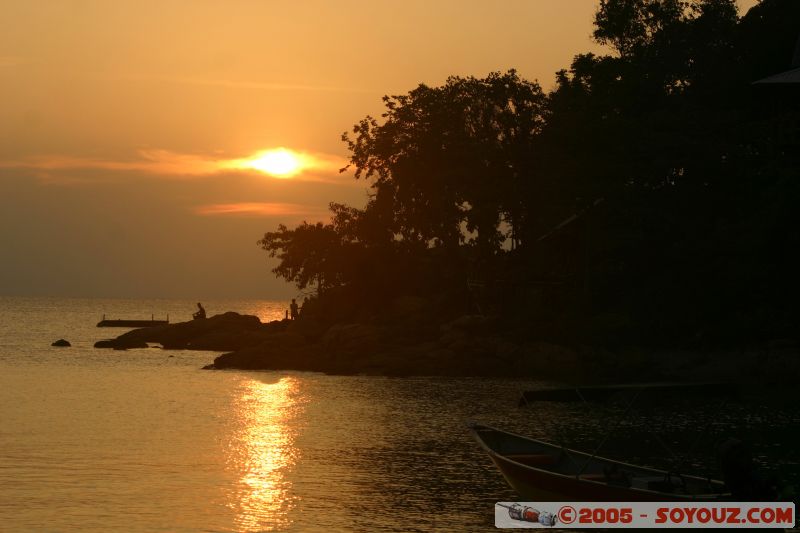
[259,0,800,346]
[258,221,345,296]
[342,70,548,257]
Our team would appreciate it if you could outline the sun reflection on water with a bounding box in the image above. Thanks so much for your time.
[236,301,288,323]
[227,376,305,532]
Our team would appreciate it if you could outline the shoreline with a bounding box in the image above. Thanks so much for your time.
[92,312,799,384]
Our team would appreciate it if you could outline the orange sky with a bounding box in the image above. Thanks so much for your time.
[0,0,759,299]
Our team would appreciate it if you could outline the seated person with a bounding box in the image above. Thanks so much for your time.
[193,302,206,320]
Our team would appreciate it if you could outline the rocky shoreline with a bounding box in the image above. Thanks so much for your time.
[94,312,580,377]
[93,312,799,382]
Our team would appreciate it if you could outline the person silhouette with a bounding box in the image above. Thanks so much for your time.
[290,299,299,320]
[193,302,206,320]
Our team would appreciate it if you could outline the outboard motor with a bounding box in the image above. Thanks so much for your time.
[717,438,781,500]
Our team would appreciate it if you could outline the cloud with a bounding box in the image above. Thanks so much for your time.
[0,148,354,184]
[223,148,346,178]
[195,202,330,219]
[0,149,221,176]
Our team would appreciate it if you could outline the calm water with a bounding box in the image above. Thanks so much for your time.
[0,296,797,532]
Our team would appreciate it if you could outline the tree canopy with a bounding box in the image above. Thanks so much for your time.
[342,70,548,254]
[259,0,800,346]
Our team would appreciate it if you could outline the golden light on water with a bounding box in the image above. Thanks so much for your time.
[228,376,305,531]
[235,148,309,178]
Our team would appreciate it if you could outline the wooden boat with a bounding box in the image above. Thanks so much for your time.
[468,422,729,501]
[518,382,740,405]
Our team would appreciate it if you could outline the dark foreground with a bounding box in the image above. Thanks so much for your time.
[94,312,799,382]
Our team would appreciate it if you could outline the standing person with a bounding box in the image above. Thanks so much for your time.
[193,302,206,320]
[290,299,299,320]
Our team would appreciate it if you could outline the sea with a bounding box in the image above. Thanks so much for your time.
[0,296,798,532]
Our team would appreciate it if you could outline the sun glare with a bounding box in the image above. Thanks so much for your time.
[243,148,304,178]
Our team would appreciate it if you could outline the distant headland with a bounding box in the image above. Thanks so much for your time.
[99,1,800,383]
[93,307,798,384]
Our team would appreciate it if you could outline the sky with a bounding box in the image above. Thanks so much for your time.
[0,0,759,299]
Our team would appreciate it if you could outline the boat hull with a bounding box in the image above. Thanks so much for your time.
[470,423,728,502]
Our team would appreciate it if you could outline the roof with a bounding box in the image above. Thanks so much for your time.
[752,34,800,85]
[753,66,800,85]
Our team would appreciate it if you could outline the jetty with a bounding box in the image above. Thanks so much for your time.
[97,314,169,328]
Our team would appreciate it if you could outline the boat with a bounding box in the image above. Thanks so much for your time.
[518,381,740,405]
[468,422,729,501]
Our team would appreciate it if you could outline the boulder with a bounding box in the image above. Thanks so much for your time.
[94,312,272,351]
[321,323,385,356]
[94,338,148,350]
[51,339,71,347]
[440,314,492,336]
[210,333,318,370]
[388,295,428,317]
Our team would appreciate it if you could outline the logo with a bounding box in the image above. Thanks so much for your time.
[558,505,577,524]
[497,503,558,527]
[495,502,795,529]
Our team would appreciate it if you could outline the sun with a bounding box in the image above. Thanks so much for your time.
[244,148,304,177]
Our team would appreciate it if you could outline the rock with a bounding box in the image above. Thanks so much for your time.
[321,323,385,356]
[389,295,428,315]
[94,338,148,349]
[87,305,604,379]
[212,333,318,371]
[94,312,273,351]
[440,314,492,336]
[583,312,635,346]
[51,339,71,347]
